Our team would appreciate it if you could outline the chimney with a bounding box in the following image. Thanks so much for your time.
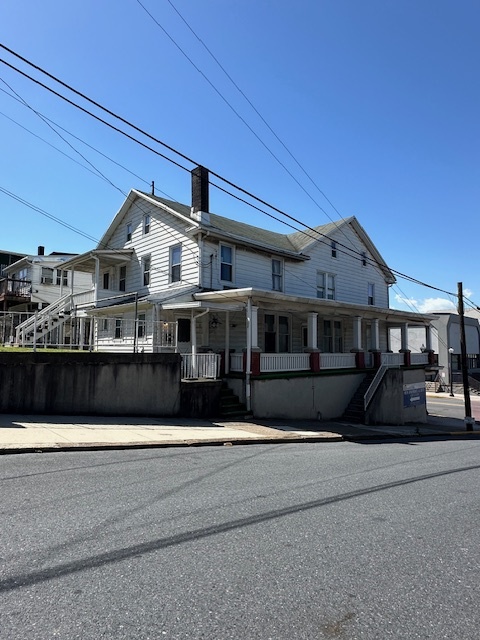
[38,246,45,256]
[191,165,210,224]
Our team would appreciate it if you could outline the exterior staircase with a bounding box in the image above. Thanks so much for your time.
[15,293,74,346]
[342,371,377,424]
[219,383,249,418]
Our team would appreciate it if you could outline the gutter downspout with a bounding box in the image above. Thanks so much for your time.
[246,297,252,412]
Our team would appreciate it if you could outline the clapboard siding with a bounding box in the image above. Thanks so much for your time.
[107,199,200,293]
[201,225,389,306]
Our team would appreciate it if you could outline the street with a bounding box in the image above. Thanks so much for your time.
[428,392,480,423]
[2,438,480,639]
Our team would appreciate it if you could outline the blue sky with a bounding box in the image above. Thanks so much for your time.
[0,0,478,313]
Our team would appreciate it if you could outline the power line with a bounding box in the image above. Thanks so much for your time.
[0,43,470,303]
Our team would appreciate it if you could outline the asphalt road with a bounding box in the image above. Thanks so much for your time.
[2,439,480,639]
[428,393,480,421]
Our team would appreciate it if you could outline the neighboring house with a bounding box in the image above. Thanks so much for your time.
[5,247,91,347]
[0,249,27,311]
[14,167,435,420]
[431,312,480,386]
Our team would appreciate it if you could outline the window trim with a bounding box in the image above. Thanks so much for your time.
[170,244,182,283]
[271,257,283,292]
[316,271,336,300]
[368,282,375,306]
[142,255,151,286]
[143,214,151,235]
[219,243,234,283]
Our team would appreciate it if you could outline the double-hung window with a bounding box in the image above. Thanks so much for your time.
[144,214,150,235]
[317,271,335,300]
[264,313,290,353]
[56,269,68,287]
[126,222,132,242]
[170,245,182,283]
[114,318,122,340]
[322,320,343,352]
[331,241,337,258]
[220,244,233,283]
[119,265,126,292]
[368,283,375,306]
[142,256,151,286]
[137,313,146,339]
[272,258,283,292]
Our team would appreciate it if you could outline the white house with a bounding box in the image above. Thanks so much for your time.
[14,167,435,419]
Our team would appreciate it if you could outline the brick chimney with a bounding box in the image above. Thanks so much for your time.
[191,165,210,224]
[38,246,45,256]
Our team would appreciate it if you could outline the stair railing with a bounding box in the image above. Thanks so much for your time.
[15,293,74,345]
[364,364,400,411]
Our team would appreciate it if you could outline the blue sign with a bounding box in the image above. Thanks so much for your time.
[403,384,426,408]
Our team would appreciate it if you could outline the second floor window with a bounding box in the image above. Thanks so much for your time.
[272,258,283,292]
[144,214,150,234]
[56,269,68,287]
[126,222,132,242]
[317,271,335,300]
[331,241,337,258]
[368,283,375,306]
[220,244,233,282]
[41,267,54,284]
[143,256,151,286]
[119,265,126,292]
[103,272,110,290]
[170,245,182,283]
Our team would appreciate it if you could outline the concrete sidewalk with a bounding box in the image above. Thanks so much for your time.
[0,407,479,454]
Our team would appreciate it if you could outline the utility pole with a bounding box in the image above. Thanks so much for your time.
[458,282,474,431]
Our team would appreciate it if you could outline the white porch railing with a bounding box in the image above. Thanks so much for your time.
[181,353,221,379]
[260,353,310,372]
[381,353,404,366]
[230,353,244,372]
[410,352,429,365]
[321,353,357,369]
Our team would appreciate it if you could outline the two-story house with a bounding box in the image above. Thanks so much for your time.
[15,167,435,420]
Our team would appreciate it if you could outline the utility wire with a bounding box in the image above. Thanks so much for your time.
[0,44,469,303]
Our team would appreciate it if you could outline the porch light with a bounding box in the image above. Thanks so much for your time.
[210,315,221,330]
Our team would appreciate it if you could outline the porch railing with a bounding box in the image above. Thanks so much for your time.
[260,353,310,372]
[0,278,31,298]
[321,353,357,369]
[410,352,429,365]
[381,353,404,366]
[230,353,244,372]
[181,353,221,379]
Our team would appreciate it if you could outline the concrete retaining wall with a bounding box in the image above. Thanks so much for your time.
[0,352,181,416]
[251,373,364,420]
[367,367,427,425]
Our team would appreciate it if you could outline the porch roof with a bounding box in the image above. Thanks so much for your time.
[60,249,134,273]
[194,287,435,325]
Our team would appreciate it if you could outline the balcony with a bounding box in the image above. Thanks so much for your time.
[0,278,32,308]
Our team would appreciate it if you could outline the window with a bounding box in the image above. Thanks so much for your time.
[144,214,150,235]
[272,258,283,292]
[137,313,146,339]
[264,313,290,353]
[56,269,68,286]
[142,256,151,286]
[361,251,367,267]
[322,320,343,353]
[368,283,375,306]
[103,272,110,290]
[317,271,335,300]
[220,244,233,282]
[41,267,54,284]
[119,265,126,292]
[126,222,132,242]
[102,318,109,332]
[331,241,337,258]
[114,318,122,340]
[170,245,182,283]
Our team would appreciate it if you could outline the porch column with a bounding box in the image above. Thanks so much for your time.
[224,311,230,374]
[371,318,382,368]
[191,310,198,378]
[251,305,259,349]
[352,316,362,351]
[400,322,411,366]
[93,257,100,305]
[307,312,318,350]
[79,317,85,349]
[371,318,380,350]
[425,324,432,351]
[351,316,365,369]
